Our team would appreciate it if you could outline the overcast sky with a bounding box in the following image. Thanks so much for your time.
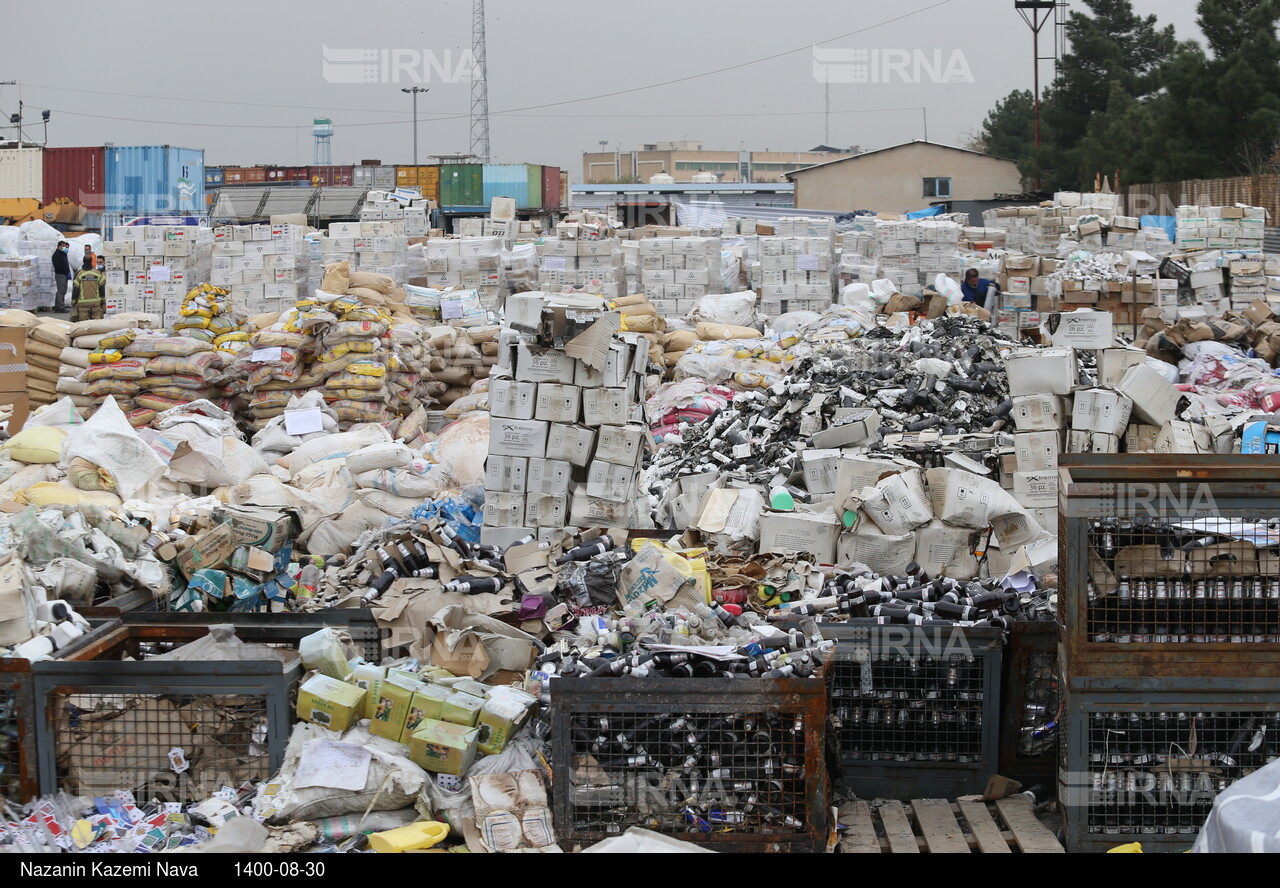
[1,0,1202,176]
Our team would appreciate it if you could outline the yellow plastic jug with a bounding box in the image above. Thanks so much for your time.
[368,821,450,853]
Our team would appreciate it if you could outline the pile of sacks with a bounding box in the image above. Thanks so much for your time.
[0,310,72,412]
[54,313,166,420]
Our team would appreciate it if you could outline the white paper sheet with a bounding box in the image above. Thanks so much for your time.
[284,408,324,436]
[292,740,372,791]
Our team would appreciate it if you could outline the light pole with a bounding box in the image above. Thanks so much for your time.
[41,110,49,145]
[401,87,429,168]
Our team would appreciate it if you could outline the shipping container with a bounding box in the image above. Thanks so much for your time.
[43,146,105,211]
[354,164,397,189]
[205,167,224,187]
[542,165,563,210]
[104,146,204,215]
[440,163,483,207]
[222,166,266,185]
[483,163,532,208]
[394,165,441,201]
[308,165,353,187]
[527,164,543,210]
[264,166,309,183]
[0,146,44,201]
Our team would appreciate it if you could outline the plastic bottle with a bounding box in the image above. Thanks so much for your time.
[366,820,450,853]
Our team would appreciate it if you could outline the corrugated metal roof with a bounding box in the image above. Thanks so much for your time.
[571,183,793,194]
[673,200,834,229]
[209,186,371,221]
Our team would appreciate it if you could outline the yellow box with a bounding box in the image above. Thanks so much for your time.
[369,675,420,741]
[408,719,480,775]
[476,697,529,756]
[296,674,366,733]
[350,664,386,717]
[440,691,485,728]
[399,684,453,744]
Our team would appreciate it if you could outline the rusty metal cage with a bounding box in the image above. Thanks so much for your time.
[108,610,390,663]
[822,624,1002,799]
[999,621,1059,783]
[1061,456,1280,683]
[32,625,299,804]
[549,676,830,853]
[0,661,36,804]
[1059,684,1280,853]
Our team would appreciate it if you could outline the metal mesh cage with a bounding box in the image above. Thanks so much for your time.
[113,611,389,663]
[0,662,36,803]
[1060,689,1280,852]
[822,625,1002,798]
[1017,649,1059,760]
[1084,518,1280,644]
[550,676,829,853]
[33,657,298,804]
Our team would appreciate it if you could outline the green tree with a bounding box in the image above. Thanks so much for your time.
[975,89,1036,162]
[1071,83,1156,188]
[1148,0,1280,180]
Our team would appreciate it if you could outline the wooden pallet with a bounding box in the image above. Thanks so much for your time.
[837,796,1064,854]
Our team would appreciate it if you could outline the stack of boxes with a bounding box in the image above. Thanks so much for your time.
[209,223,308,317]
[535,237,625,300]
[1004,328,1220,496]
[103,225,214,325]
[1175,205,1267,254]
[0,257,40,310]
[756,236,834,315]
[1226,255,1269,310]
[13,228,59,309]
[418,237,505,311]
[321,220,411,285]
[482,294,649,545]
[638,236,723,317]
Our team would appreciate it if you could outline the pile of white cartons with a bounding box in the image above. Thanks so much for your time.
[360,193,430,236]
[755,236,835,315]
[983,206,1037,252]
[321,220,410,285]
[103,225,214,325]
[482,294,649,545]
[1176,205,1267,254]
[1226,253,1269,310]
[638,236,722,317]
[535,237,624,300]
[0,257,40,310]
[210,223,308,317]
[1005,320,1224,487]
[417,237,506,311]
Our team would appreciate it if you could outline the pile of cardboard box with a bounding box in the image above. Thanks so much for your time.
[535,236,625,301]
[638,236,723,318]
[320,220,410,286]
[418,237,506,311]
[1176,205,1268,254]
[0,256,41,311]
[482,294,649,545]
[754,236,835,314]
[209,223,308,318]
[103,225,214,325]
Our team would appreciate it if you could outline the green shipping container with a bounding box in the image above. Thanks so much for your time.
[527,165,543,210]
[440,164,483,208]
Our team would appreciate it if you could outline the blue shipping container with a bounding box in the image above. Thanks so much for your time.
[483,164,531,209]
[105,146,205,214]
[205,167,224,187]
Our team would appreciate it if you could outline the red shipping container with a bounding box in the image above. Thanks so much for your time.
[309,165,353,186]
[43,146,106,211]
[542,165,563,210]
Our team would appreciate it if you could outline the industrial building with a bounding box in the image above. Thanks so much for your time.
[582,141,860,185]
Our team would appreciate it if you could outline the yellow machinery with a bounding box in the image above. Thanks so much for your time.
[0,197,88,227]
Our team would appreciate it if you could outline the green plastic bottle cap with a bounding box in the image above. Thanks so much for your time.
[842,509,858,530]
[770,487,795,511]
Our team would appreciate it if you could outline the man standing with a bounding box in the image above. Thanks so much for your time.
[51,241,71,312]
[71,256,106,323]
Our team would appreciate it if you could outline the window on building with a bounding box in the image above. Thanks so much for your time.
[923,177,952,199]
[674,161,737,171]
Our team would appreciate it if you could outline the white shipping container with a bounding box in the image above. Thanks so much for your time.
[0,146,44,200]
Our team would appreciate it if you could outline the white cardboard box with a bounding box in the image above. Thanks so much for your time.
[1013,471,1058,508]
[483,456,527,494]
[488,418,549,458]
[526,458,573,496]
[1071,388,1134,436]
[1005,348,1077,397]
[1011,395,1067,432]
[1050,310,1114,350]
[488,378,537,420]
[758,510,838,562]
[1014,430,1061,472]
[545,424,595,467]
[534,383,581,423]
[1116,364,1183,426]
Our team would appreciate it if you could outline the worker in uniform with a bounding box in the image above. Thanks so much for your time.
[51,241,71,313]
[71,256,106,322]
[961,268,999,310]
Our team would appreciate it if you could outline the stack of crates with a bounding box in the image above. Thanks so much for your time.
[822,624,1003,798]
[1058,455,1280,852]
